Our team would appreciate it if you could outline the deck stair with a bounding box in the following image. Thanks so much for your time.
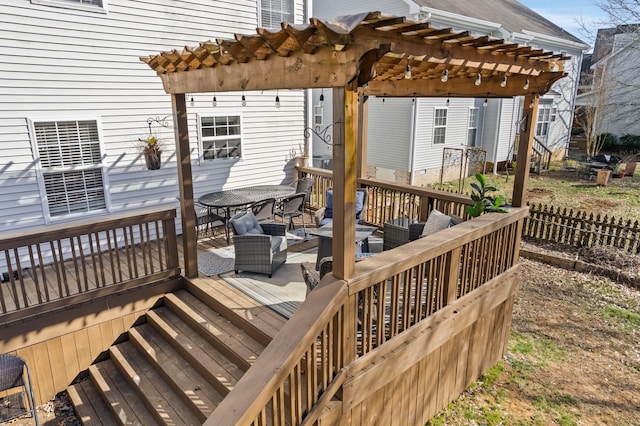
[67,278,286,425]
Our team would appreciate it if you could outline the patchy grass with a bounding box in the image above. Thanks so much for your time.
[427,259,640,425]
[432,166,640,221]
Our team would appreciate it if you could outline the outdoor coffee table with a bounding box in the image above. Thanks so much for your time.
[309,222,378,269]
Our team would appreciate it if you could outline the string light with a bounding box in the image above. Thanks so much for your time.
[441,69,448,83]
[241,93,246,107]
[189,95,195,107]
[501,75,508,88]
[483,98,488,108]
[475,73,482,86]
[405,64,412,79]
[212,95,217,107]
[523,79,530,90]
[319,89,324,107]
[446,93,450,106]
[275,90,280,108]
[529,98,535,108]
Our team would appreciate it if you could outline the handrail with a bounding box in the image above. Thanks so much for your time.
[298,166,472,225]
[532,136,552,173]
[204,277,349,425]
[0,207,179,317]
[206,207,527,425]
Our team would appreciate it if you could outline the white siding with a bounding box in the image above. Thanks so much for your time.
[367,97,413,171]
[313,0,411,20]
[0,0,307,235]
[413,98,484,171]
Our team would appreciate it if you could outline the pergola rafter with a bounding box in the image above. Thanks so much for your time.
[141,11,568,279]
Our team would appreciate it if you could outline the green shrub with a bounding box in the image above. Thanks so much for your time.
[620,134,640,152]
[597,133,618,152]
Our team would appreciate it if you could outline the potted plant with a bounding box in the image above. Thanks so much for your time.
[139,135,162,170]
[466,173,508,218]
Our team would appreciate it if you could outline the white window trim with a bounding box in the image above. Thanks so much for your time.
[196,112,244,166]
[30,0,108,13]
[433,107,448,145]
[467,107,479,146]
[258,0,295,28]
[313,104,324,127]
[27,117,112,223]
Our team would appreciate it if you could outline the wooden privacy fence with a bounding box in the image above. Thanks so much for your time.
[524,203,640,253]
[206,208,526,425]
[0,207,179,318]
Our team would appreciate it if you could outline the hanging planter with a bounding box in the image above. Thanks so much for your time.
[140,135,163,170]
[144,150,162,170]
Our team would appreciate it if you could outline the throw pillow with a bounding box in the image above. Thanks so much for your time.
[420,209,451,238]
[324,189,333,219]
[230,211,264,235]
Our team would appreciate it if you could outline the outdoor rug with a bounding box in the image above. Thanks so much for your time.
[218,251,316,318]
[197,229,314,277]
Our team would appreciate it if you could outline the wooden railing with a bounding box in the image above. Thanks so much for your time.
[531,136,552,174]
[0,207,179,319]
[299,166,474,226]
[206,207,527,425]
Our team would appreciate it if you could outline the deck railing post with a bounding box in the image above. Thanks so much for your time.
[162,217,179,270]
[444,247,462,305]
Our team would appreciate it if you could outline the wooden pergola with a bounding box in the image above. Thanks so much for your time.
[141,11,568,280]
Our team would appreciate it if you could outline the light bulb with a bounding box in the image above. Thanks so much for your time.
[483,98,488,108]
[523,79,530,90]
[441,69,448,83]
[319,92,324,108]
[529,98,535,108]
[405,64,412,79]
[475,73,482,86]
[190,96,195,107]
[275,95,280,108]
[212,96,217,107]
[446,98,450,106]
[241,94,246,107]
[501,75,507,88]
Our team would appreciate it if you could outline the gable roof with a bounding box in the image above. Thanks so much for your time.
[413,0,585,45]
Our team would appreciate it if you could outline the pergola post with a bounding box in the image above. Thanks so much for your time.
[512,94,539,207]
[357,93,369,180]
[331,81,359,280]
[171,93,198,278]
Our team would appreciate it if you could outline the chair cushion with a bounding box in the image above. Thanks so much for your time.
[450,214,464,226]
[420,209,452,238]
[324,189,333,219]
[271,235,286,252]
[231,211,264,235]
[355,190,365,220]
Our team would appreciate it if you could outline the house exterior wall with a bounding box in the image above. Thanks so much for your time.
[311,1,585,186]
[0,0,306,235]
[593,39,640,138]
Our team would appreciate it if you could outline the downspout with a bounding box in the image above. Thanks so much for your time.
[409,98,418,185]
[492,99,503,175]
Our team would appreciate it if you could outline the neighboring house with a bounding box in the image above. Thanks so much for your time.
[312,0,589,185]
[0,0,309,236]
[575,25,640,138]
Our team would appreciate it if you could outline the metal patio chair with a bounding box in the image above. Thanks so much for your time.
[0,354,38,425]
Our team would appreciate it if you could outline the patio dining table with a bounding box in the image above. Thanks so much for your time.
[198,184,295,244]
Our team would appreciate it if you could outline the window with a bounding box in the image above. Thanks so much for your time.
[314,105,324,126]
[259,0,294,28]
[467,107,479,146]
[199,115,243,160]
[30,120,109,220]
[433,108,448,144]
[536,104,552,137]
[31,0,106,12]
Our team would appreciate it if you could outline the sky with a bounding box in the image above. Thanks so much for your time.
[519,0,607,45]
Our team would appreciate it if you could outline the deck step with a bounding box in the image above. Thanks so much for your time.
[163,290,265,370]
[69,282,278,425]
[89,361,157,425]
[67,379,119,425]
[146,308,245,395]
[128,324,224,415]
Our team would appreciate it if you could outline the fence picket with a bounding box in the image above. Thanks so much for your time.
[524,203,639,254]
